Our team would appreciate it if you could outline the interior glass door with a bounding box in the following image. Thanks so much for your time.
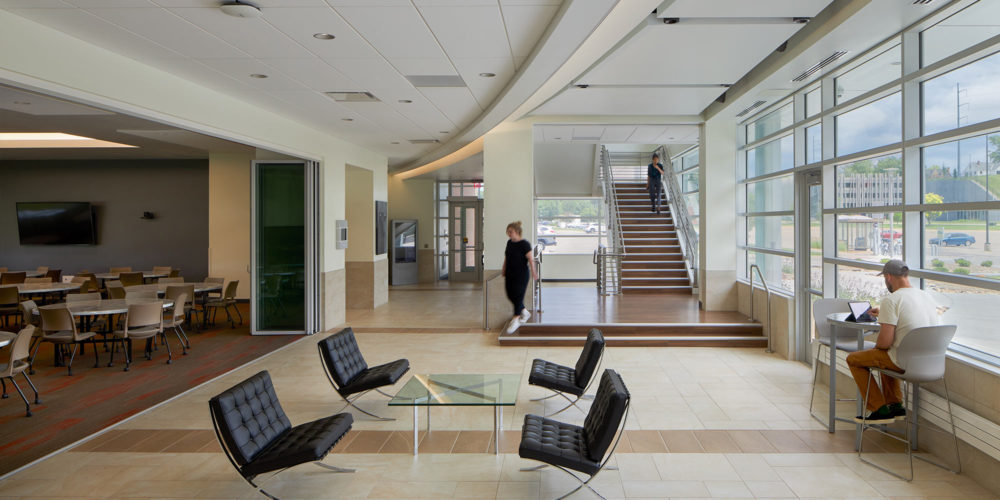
[252,161,316,334]
[798,169,823,362]
[448,199,483,281]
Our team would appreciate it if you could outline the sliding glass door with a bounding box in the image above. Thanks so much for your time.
[251,161,319,335]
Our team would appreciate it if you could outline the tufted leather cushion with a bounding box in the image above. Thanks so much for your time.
[528,359,584,396]
[519,414,599,475]
[209,371,292,467]
[582,369,629,463]
[573,329,605,387]
[240,412,354,477]
[338,358,410,395]
[318,328,369,389]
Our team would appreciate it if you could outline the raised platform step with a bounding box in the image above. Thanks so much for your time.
[499,335,768,347]
[514,322,762,336]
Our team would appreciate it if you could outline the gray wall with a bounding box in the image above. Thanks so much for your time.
[0,160,209,279]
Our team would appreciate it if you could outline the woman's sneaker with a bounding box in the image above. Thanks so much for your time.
[506,317,521,334]
[520,309,531,322]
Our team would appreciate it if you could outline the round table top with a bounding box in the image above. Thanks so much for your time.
[38,298,173,316]
[826,312,880,330]
[94,271,168,280]
[11,282,82,294]
[125,282,222,294]
[0,332,13,349]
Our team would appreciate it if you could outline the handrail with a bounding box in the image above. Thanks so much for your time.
[655,145,699,290]
[748,264,773,353]
[595,146,625,295]
[533,244,543,313]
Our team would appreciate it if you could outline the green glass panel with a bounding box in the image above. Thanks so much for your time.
[256,163,305,331]
[388,374,521,406]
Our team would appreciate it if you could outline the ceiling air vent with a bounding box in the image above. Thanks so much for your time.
[736,100,767,118]
[408,139,440,145]
[324,91,380,102]
[913,0,934,4]
[405,75,467,87]
[791,51,848,82]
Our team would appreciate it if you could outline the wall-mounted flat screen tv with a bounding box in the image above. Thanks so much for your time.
[16,202,97,245]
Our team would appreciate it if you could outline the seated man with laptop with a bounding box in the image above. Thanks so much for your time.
[846,259,939,424]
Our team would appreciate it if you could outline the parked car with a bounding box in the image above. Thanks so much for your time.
[537,237,557,249]
[585,224,599,233]
[537,226,556,235]
[929,232,976,246]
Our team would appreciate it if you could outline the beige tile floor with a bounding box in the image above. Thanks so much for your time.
[0,287,994,499]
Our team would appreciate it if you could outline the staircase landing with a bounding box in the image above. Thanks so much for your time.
[500,286,765,347]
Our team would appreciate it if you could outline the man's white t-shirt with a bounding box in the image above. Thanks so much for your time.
[878,287,939,367]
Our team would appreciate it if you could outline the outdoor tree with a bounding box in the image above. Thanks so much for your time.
[924,192,944,222]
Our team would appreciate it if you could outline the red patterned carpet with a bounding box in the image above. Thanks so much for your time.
[0,305,302,474]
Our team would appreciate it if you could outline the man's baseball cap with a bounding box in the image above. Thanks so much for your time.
[877,259,909,276]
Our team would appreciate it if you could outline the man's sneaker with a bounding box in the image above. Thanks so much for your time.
[854,405,895,424]
[889,403,907,421]
[520,309,531,322]
[506,317,521,334]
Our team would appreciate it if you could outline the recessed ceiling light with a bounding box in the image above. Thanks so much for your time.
[478,72,496,78]
[12,101,30,105]
[342,118,354,122]
[554,137,562,140]
[250,73,268,79]
[439,131,449,134]
[313,33,335,40]
[398,99,412,104]
[220,1,261,18]
[390,141,400,144]
[0,132,136,149]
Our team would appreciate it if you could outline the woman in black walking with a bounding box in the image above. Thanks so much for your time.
[502,221,538,333]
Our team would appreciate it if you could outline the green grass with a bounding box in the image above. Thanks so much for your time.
[971,175,1000,200]
[953,267,971,275]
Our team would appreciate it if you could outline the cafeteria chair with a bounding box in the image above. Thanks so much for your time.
[110,301,170,370]
[18,302,44,374]
[107,284,126,300]
[318,327,410,421]
[1,286,20,328]
[109,267,131,273]
[0,267,6,273]
[519,369,631,500]
[858,324,962,481]
[169,269,181,278]
[209,370,355,500]
[152,266,172,276]
[126,290,158,299]
[165,285,198,341]
[808,298,876,428]
[204,277,224,300]
[1,326,42,417]
[119,272,144,287]
[44,269,62,283]
[162,292,189,355]
[205,281,241,327]
[1,272,26,285]
[35,266,49,275]
[34,307,98,376]
[24,277,52,284]
[66,293,101,303]
[77,272,99,292]
[70,276,94,293]
[528,328,606,416]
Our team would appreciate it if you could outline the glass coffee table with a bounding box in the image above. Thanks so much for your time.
[388,373,520,455]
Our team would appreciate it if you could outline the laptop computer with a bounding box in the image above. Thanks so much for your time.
[847,301,876,322]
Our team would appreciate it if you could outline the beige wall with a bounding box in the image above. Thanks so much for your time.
[483,121,534,270]
[387,175,436,282]
[736,281,794,359]
[699,118,737,311]
[208,153,251,299]
[345,165,374,262]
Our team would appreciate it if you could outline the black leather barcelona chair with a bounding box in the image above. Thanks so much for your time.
[519,369,630,500]
[527,328,605,415]
[209,370,355,500]
[318,327,410,421]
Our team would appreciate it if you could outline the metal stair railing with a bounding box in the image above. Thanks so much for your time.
[655,146,700,291]
[749,264,773,353]
[595,146,625,295]
[533,244,543,313]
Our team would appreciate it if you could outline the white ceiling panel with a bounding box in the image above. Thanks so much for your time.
[86,7,247,59]
[265,90,349,118]
[334,5,446,59]
[532,87,723,115]
[452,57,515,108]
[388,58,457,77]
[168,7,313,59]
[259,58,359,92]
[572,125,604,139]
[324,57,419,103]
[627,125,668,143]
[659,0,831,18]
[262,7,381,60]
[500,4,560,58]
[0,0,72,7]
[8,8,182,61]
[340,102,428,139]
[581,24,799,85]
[388,98,456,135]
[153,0,327,6]
[500,0,562,4]
[325,0,410,6]
[652,125,699,143]
[65,0,155,7]
[199,58,306,91]
[418,5,510,59]
[147,57,250,92]
[418,87,482,129]
[601,125,636,142]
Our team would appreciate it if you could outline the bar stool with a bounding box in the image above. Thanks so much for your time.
[858,324,961,481]
[808,298,875,430]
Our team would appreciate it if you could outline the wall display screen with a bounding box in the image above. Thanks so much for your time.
[16,201,96,245]
[375,200,387,255]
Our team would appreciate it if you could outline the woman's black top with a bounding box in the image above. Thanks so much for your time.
[505,239,533,279]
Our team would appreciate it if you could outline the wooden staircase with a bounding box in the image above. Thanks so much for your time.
[614,182,693,294]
